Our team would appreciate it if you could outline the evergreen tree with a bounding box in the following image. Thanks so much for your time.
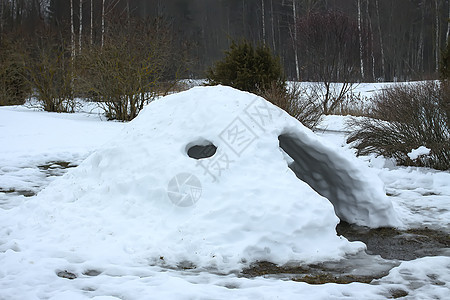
[206,39,284,94]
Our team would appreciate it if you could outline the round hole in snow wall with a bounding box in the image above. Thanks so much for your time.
[186,141,217,159]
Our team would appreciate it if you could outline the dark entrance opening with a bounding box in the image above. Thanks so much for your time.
[187,142,217,159]
[278,134,365,224]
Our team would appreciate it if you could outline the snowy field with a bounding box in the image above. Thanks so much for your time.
[0,85,449,299]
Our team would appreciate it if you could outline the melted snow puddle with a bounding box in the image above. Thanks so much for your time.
[241,252,398,284]
[37,160,77,176]
[0,160,77,209]
[240,223,449,284]
[47,256,449,299]
[337,222,450,261]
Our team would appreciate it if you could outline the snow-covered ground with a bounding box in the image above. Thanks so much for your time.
[0,86,449,299]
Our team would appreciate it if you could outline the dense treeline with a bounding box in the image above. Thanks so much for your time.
[1,0,449,169]
[0,0,449,81]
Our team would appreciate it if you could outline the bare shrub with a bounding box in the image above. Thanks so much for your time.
[79,17,175,121]
[307,82,360,115]
[329,91,371,117]
[0,37,29,106]
[27,35,76,113]
[261,82,322,130]
[442,81,450,126]
[347,81,450,170]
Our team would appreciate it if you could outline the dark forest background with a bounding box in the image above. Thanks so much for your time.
[1,0,450,82]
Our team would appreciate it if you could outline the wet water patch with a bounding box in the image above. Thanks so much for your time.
[57,270,77,280]
[83,269,102,277]
[0,160,77,209]
[241,252,398,284]
[0,188,36,197]
[337,221,450,260]
[239,222,449,284]
[38,161,77,177]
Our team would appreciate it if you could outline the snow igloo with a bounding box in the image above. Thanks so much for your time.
[30,85,400,271]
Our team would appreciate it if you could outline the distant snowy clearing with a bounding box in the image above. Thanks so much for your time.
[0,85,449,299]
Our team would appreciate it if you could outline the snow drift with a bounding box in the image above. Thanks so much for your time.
[1,86,400,272]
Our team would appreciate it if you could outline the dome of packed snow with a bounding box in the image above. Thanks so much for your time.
[20,86,400,271]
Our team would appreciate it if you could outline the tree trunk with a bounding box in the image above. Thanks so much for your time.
[261,0,266,44]
[358,0,365,80]
[33,0,42,21]
[277,16,282,55]
[127,0,130,25]
[127,0,130,19]
[447,1,450,43]
[0,0,4,38]
[101,0,105,48]
[13,0,18,23]
[79,0,82,54]
[90,0,93,45]
[435,0,440,73]
[292,0,299,81]
[366,0,375,81]
[70,0,75,59]
[375,0,385,81]
[11,0,15,22]
[270,0,276,51]
[14,0,22,27]
[242,0,245,37]
[417,1,425,73]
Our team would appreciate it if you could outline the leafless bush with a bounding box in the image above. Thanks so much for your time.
[329,91,371,117]
[441,80,450,126]
[79,17,175,121]
[26,36,76,113]
[261,82,322,129]
[307,81,360,115]
[0,37,29,106]
[347,81,450,170]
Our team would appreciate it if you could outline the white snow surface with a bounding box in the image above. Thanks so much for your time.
[408,146,431,160]
[1,85,449,299]
[0,104,124,202]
